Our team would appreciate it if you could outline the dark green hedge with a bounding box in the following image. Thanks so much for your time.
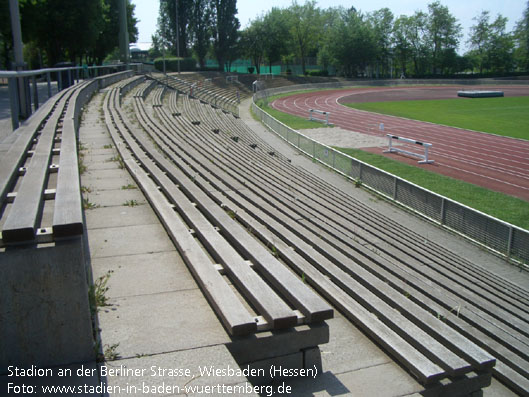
[154,57,196,72]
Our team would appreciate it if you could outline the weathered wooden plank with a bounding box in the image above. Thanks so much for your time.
[2,92,72,242]
[141,99,333,324]
[52,88,84,238]
[125,159,257,336]
[102,89,256,336]
[0,91,63,208]
[107,89,299,329]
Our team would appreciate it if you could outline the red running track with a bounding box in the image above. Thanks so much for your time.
[272,86,529,201]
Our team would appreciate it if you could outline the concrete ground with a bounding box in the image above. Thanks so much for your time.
[294,126,391,149]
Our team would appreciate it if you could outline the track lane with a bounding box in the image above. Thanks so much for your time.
[272,86,529,201]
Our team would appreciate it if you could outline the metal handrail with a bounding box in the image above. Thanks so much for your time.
[1,63,144,131]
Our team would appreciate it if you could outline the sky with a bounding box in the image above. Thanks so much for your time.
[130,0,527,52]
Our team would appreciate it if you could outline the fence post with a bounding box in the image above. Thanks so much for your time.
[8,77,20,131]
[46,72,51,98]
[32,75,38,110]
[440,197,446,225]
[313,141,316,158]
[359,162,363,181]
[507,226,513,260]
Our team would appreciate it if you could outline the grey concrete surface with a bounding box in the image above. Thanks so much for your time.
[78,91,258,396]
[0,238,94,373]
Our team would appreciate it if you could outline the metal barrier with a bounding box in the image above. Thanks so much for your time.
[384,134,434,164]
[0,63,144,131]
[308,109,332,126]
[251,89,529,267]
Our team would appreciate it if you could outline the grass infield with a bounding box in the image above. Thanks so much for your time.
[344,96,529,140]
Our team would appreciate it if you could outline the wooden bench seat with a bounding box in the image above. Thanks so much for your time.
[104,86,333,336]
[143,90,529,395]
[0,71,138,245]
[146,96,495,383]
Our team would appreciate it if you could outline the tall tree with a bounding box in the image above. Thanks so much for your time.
[190,0,212,68]
[369,8,394,78]
[426,1,461,74]
[91,0,138,64]
[326,7,376,77]
[157,0,192,57]
[407,11,430,76]
[468,11,490,73]
[514,1,529,69]
[286,0,323,74]
[262,8,290,73]
[240,17,265,74]
[488,15,514,72]
[393,15,413,77]
[211,0,239,71]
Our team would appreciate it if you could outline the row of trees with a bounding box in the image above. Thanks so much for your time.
[238,0,529,77]
[152,0,239,70]
[154,0,529,77]
[0,0,138,69]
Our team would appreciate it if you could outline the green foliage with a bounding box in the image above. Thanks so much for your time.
[154,57,196,72]
[88,270,113,315]
[468,11,515,74]
[306,69,329,76]
[212,0,240,71]
[16,0,138,66]
[190,0,213,68]
[514,1,529,70]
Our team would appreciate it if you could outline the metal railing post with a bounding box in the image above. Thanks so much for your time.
[46,72,51,98]
[440,197,446,225]
[32,75,38,110]
[8,77,20,131]
[507,226,513,259]
[57,71,62,92]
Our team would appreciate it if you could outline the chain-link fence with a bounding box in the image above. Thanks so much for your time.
[252,93,529,267]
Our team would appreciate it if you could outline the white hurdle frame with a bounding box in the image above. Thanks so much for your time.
[308,109,333,126]
[384,134,434,164]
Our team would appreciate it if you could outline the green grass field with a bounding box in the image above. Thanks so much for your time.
[344,96,529,140]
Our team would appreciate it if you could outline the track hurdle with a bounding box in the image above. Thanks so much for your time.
[308,109,333,126]
[384,134,434,164]
[226,75,239,83]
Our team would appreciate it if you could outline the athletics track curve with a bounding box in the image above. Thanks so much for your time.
[271,86,529,202]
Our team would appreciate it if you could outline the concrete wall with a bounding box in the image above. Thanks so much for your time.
[0,237,94,373]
